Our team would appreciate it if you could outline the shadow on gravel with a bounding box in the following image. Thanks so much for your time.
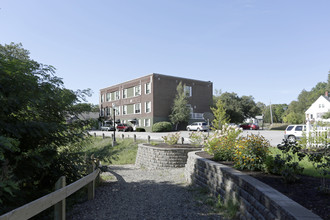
[68,170,222,220]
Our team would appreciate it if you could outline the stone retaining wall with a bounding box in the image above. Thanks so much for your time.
[135,144,201,169]
[185,151,321,220]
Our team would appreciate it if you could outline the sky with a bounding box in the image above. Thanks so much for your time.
[1,0,330,105]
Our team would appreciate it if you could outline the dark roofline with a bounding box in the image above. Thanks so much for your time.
[100,73,212,92]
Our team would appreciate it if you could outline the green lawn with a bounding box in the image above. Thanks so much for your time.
[83,137,140,165]
[268,147,329,178]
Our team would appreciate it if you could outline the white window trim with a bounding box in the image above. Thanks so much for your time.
[123,89,127,99]
[145,101,151,113]
[134,103,141,114]
[144,118,150,127]
[134,85,141,97]
[123,105,127,115]
[145,82,151,94]
[184,85,192,97]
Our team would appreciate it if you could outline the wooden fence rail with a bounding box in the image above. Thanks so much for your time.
[0,168,100,220]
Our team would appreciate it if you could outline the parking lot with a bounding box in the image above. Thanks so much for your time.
[90,129,285,147]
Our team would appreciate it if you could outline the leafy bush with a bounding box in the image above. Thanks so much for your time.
[203,124,242,161]
[269,140,306,183]
[233,134,270,171]
[152,121,172,132]
[162,132,181,145]
[189,131,207,147]
[136,128,146,132]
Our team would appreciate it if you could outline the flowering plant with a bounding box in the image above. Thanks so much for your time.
[189,131,207,147]
[203,124,242,161]
[162,132,181,145]
[233,134,270,171]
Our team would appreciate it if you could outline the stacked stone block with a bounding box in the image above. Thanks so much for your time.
[135,144,201,169]
[185,151,321,220]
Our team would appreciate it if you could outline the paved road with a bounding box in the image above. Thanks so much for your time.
[90,130,284,147]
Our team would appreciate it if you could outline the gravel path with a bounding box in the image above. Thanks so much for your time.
[68,165,223,220]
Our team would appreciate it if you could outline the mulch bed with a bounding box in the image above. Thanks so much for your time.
[196,151,330,220]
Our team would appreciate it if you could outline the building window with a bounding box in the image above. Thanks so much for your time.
[123,105,127,115]
[123,89,127,99]
[113,106,120,116]
[144,118,150,127]
[101,94,104,103]
[145,101,151,113]
[184,85,192,97]
[134,103,141,114]
[106,93,111,102]
[115,91,120,100]
[145,82,151,94]
[106,107,110,116]
[134,85,141,96]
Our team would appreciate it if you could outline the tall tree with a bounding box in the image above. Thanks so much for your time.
[283,80,327,124]
[169,82,191,130]
[211,99,230,130]
[213,92,262,123]
[0,43,91,212]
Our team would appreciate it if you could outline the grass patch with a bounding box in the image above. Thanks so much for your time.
[268,147,330,178]
[83,137,140,165]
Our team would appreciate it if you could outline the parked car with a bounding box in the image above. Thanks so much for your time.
[116,123,133,132]
[186,122,209,131]
[101,126,115,131]
[101,121,115,131]
[284,124,306,142]
[240,123,259,130]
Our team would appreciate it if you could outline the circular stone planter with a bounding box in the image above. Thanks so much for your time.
[135,143,201,169]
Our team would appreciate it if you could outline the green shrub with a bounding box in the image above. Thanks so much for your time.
[203,124,242,161]
[233,134,270,171]
[136,127,146,132]
[162,132,180,145]
[189,131,207,147]
[152,121,172,132]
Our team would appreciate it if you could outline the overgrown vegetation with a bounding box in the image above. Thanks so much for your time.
[189,131,207,147]
[202,122,329,190]
[0,43,94,214]
[162,132,181,145]
[203,124,242,161]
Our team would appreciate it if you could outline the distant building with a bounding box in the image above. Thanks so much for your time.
[99,73,213,131]
[305,91,330,123]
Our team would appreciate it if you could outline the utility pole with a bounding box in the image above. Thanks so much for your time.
[270,101,273,125]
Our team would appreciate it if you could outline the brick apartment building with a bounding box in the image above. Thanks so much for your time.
[99,73,213,131]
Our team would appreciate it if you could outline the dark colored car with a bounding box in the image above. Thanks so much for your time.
[116,123,133,132]
[240,123,259,130]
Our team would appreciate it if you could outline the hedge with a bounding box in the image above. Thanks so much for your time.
[152,121,173,132]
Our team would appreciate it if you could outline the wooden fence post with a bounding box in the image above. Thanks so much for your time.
[88,162,96,200]
[134,134,136,142]
[147,135,150,144]
[94,133,96,137]
[102,133,105,139]
[54,176,66,220]
[122,134,124,140]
